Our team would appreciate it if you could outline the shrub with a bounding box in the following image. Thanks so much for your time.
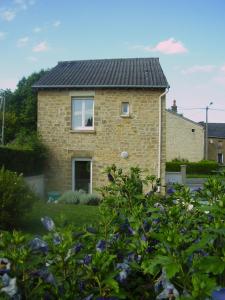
[166,160,219,174]
[58,190,100,205]
[0,166,224,299]
[0,131,47,176]
[58,190,81,204]
[0,168,37,229]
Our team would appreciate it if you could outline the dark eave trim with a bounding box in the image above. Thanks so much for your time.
[33,84,169,90]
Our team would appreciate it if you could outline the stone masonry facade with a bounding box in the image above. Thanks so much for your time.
[166,111,204,162]
[208,138,225,163]
[38,89,166,193]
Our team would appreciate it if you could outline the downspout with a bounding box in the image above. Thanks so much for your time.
[157,86,170,191]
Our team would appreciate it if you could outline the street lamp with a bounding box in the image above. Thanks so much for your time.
[205,101,213,160]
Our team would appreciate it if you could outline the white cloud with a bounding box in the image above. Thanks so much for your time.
[33,26,41,33]
[221,64,225,72]
[27,56,38,62]
[14,0,35,10]
[14,0,27,10]
[1,9,16,21]
[182,65,216,75]
[131,38,188,55]
[53,20,61,27]
[0,32,6,40]
[17,36,29,47]
[32,41,49,52]
[213,76,225,86]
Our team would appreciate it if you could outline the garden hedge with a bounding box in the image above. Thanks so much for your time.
[166,160,219,174]
[0,146,45,176]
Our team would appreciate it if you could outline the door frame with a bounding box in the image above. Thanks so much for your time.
[72,158,92,193]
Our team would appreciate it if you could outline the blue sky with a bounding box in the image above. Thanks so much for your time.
[1,0,225,122]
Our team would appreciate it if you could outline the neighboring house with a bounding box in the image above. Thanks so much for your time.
[33,58,169,193]
[166,101,205,162]
[208,123,225,164]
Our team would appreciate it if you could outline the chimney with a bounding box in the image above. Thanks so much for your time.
[171,100,177,113]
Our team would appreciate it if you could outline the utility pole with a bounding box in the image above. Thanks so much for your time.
[205,101,213,160]
[0,91,5,146]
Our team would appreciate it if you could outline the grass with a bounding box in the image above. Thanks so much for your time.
[19,200,100,234]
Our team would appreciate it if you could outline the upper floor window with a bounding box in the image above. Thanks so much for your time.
[121,102,129,116]
[72,98,94,130]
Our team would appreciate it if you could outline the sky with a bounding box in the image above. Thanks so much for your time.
[0,0,225,123]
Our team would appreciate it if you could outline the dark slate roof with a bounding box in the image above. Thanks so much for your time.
[208,123,225,138]
[33,58,169,89]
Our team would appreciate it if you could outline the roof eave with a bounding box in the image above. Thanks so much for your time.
[33,84,169,90]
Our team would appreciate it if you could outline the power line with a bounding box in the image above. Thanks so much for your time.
[178,107,225,111]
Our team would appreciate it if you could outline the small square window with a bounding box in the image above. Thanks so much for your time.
[121,102,129,116]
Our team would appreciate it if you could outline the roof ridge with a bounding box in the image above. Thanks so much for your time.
[58,57,159,64]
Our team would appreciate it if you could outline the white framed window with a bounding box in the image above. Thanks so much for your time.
[72,97,94,130]
[121,102,130,116]
[72,158,92,193]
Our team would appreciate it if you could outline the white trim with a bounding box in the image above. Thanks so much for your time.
[72,158,92,193]
[72,97,94,130]
[69,90,95,97]
[121,102,130,116]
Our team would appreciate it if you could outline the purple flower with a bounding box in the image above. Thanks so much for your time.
[212,288,225,300]
[143,220,151,232]
[53,233,61,245]
[29,237,48,253]
[83,254,92,265]
[1,273,10,287]
[118,269,128,282]
[0,258,10,275]
[41,216,55,231]
[31,268,56,286]
[167,187,175,195]
[73,242,83,254]
[96,240,106,252]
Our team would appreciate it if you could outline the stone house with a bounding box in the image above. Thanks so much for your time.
[33,58,169,193]
[208,123,225,164]
[166,101,205,162]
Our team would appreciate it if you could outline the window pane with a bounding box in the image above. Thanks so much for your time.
[72,99,82,128]
[122,102,129,115]
[85,99,93,127]
[75,160,91,193]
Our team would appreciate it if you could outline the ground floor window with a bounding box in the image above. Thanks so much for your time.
[72,159,92,193]
[218,153,223,164]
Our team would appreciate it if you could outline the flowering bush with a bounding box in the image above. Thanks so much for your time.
[0,166,224,299]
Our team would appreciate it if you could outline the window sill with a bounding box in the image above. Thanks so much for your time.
[120,114,132,118]
[70,129,96,134]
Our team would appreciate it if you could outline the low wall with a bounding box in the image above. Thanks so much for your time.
[24,174,45,198]
[165,172,182,184]
[166,165,186,185]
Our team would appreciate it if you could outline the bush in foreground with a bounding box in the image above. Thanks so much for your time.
[0,166,224,299]
[0,168,37,229]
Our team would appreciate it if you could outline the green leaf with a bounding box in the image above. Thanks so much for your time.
[142,255,181,279]
[103,277,119,293]
[196,256,225,274]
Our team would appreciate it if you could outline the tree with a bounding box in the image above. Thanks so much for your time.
[0,69,47,143]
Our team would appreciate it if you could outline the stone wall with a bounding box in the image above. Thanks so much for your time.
[38,89,166,193]
[166,111,204,162]
[208,137,225,163]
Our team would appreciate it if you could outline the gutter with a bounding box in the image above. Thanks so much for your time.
[157,86,170,191]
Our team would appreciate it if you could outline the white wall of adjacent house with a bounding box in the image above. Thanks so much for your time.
[24,174,45,198]
[166,111,205,162]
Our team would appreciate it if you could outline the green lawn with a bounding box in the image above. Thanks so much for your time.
[19,201,100,234]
